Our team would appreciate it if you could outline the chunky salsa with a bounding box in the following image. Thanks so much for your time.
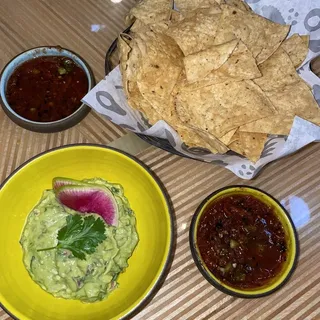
[197,194,287,289]
[6,56,88,122]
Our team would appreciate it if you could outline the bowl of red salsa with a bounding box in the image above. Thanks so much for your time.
[0,46,95,133]
[190,186,298,298]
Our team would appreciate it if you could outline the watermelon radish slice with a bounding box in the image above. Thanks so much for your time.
[56,185,118,226]
[52,177,87,190]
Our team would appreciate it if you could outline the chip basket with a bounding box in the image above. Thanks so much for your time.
[105,26,199,160]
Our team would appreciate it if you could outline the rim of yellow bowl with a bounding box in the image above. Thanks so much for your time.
[0,143,175,320]
[189,185,299,299]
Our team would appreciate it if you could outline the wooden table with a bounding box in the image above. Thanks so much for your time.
[1,1,320,319]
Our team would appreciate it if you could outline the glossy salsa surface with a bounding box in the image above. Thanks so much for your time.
[6,56,88,122]
[197,194,287,289]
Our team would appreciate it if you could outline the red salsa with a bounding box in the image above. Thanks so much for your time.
[6,56,88,122]
[197,194,287,289]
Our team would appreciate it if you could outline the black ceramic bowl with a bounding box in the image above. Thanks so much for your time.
[0,46,95,133]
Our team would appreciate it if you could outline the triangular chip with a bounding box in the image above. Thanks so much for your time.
[166,11,221,56]
[228,131,267,162]
[183,5,222,18]
[219,128,238,145]
[214,5,290,64]
[265,81,320,119]
[126,0,173,25]
[225,0,251,12]
[121,37,144,84]
[133,31,183,119]
[307,116,320,126]
[175,125,219,153]
[183,40,261,90]
[130,19,146,33]
[172,79,229,154]
[253,47,300,91]
[175,0,221,14]
[281,34,310,68]
[239,115,294,135]
[227,128,240,145]
[170,10,184,23]
[126,81,160,125]
[252,47,320,134]
[238,132,268,162]
[183,40,238,83]
[175,80,275,137]
[118,34,133,95]
[240,113,320,135]
[130,19,170,34]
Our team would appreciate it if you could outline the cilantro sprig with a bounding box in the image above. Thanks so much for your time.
[37,214,107,260]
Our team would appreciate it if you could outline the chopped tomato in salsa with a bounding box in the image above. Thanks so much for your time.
[6,56,88,122]
[197,194,287,289]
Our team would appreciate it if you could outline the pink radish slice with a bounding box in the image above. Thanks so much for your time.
[56,185,118,226]
[52,177,85,190]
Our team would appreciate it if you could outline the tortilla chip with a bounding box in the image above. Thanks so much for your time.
[227,130,243,153]
[175,0,221,14]
[281,33,310,68]
[183,40,261,90]
[307,116,320,126]
[228,140,243,154]
[121,0,316,156]
[219,128,238,145]
[214,5,290,64]
[253,47,300,92]
[130,19,170,34]
[238,132,268,162]
[126,81,159,124]
[252,47,320,132]
[170,10,184,23]
[175,80,275,137]
[166,11,221,56]
[224,0,251,12]
[227,128,240,145]
[118,34,132,93]
[172,77,229,154]
[228,131,267,162]
[183,40,238,83]
[240,111,320,135]
[169,111,222,153]
[130,19,146,33]
[132,31,183,120]
[175,1,222,19]
[239,115,294,135]
[268,81,319,116]
[195,129,229,153]
[127,0,173,25]
[175,125,219,153]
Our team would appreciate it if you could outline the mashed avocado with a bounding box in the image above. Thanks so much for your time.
[20,178,138,303]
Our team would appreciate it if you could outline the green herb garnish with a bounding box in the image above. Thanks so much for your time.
[37,214,106,260]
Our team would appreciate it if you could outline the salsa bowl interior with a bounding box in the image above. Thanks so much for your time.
[190,186,298,298]
[0,145,173,320]
[0,46,94,131]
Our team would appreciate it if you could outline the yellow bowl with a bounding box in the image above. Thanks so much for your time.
[189,186,299,298]
[0,144,174,320]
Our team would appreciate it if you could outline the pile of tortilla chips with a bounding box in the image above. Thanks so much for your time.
[120,0,320,162]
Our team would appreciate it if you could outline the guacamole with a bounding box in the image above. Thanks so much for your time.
[20,178,138,303]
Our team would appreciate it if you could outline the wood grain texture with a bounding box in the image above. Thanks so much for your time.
[0,0,135,181]
[134,144,320,320]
